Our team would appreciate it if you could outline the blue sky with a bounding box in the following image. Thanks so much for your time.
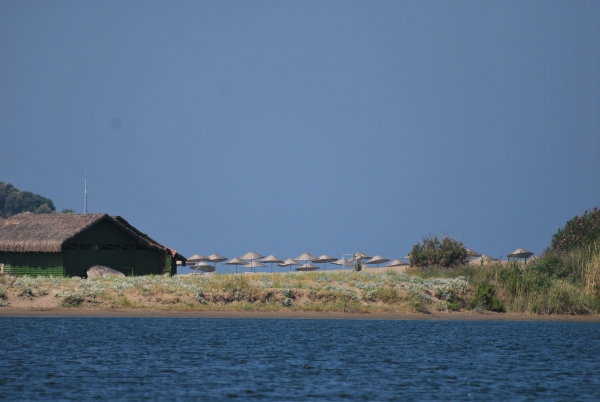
[2,1,599,273]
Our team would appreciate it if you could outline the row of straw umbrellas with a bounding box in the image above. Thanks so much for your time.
[468,248,536,263]
[184,251,410,274]
[183,248,535,274]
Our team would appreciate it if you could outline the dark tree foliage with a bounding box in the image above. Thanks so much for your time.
[550,207,600,252]
[0,182,56,218]
[409,234,469,268]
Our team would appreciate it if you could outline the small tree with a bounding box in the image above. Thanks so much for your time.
[34,203,52,214]
[352,254,364,271]
[551,207,600,252]
[409,234,468,268]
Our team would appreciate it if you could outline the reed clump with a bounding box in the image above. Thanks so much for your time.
[429,244,600,315]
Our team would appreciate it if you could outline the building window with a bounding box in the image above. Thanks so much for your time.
[101,244,121,251]
[80,244,99,250]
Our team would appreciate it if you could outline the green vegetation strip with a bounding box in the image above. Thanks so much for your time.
[1,244,598,315]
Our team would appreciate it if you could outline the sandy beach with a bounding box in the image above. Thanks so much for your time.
[1,307,600,322]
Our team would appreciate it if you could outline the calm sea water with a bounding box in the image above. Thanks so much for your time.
[1,317,599,401]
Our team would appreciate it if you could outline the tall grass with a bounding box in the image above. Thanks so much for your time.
[430,244,600,315]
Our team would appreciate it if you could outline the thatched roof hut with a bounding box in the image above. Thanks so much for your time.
[0,212,185,277]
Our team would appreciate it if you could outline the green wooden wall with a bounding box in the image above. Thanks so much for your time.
[0,252,64,277]
[61,249,163,277]
[60,218,163,276]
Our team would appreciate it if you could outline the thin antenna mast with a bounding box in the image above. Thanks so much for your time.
[84,172,88,214]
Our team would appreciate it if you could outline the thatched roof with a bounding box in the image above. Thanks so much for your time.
[0,212,185,262]
[352,252,371,260]
[468,254,498,264]
[278,258,299,267]
[260,255,283,264]
[331,258,353,267]
[295,252,318,262]
[225,257,247,266]
[296,263,319,271]
[0,213,102,252]
[366,255,390,265]
[208,253,227,263]
[242,260,266,268]
[385,259,408,267]
[188,254,209,262]
[465,248,481,258]
[239,251,264,260]
[314,254,337,263]
[192,262,216,272]
[507,248,533,259]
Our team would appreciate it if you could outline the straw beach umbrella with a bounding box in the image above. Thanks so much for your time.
[471,254,498,266]
[240,251,264,260]
[225,257,247,274]
[194,261,216,273]
[350,252,370,270]
[507,248,534,260]
[508,248,534,266]
[187,254,208,274]
[295,252,318,262]
[208,254,227,273]
[296,263,319,272]
[331,257,353,269]
[314,254,337,270]
[243,260,266,273]
[278,258,299,272]
[366,255,390,268]
[239,251,264,273]
[385,259,408,267]
[295,252,318,269]
[188,254,209,263]
[352,252,371,261]
[480,254,498,262]
[260,255,284,273]
[465,249,481,258]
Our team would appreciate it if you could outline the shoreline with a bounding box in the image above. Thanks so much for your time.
[1,307,600,322]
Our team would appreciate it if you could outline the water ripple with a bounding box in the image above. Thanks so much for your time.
[1,318,600,400]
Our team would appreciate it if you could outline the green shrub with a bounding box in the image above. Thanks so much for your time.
[371,287,400,303]
[530,254,567,279]
[409,234,468,268]
[19,286,34,298]
[445,290,464,311]
[469,282,504,312]
[551,207,600,252]
[61,293,84,307]
[280,288,295,299]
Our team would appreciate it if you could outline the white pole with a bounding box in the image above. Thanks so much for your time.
[83,172,88,214]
